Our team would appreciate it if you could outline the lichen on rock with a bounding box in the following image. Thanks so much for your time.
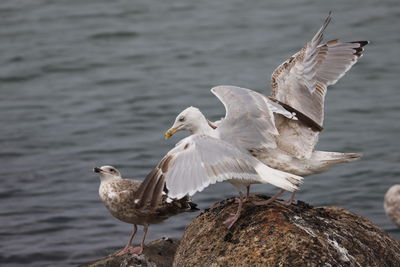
[174,194,400,266]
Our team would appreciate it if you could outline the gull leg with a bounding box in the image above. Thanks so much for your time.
[116,224,138,256]
[282,191,297,205]
[126,224,149,255]
[234,185,250,204]
[223,192,244,229]
[252,189,285,206]
[138,224,149,254]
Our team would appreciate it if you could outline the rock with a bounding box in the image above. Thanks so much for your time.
[80,238,179,267]
[174,194,400,266]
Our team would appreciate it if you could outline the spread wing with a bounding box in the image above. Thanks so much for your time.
[135,135,262,208]
[134,134,302,208]
[269,13,368,159]
[270,13,368,128]
[211,85,297,151]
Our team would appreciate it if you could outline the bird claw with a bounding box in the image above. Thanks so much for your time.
[234,197,247,204]
[280,199,297,206]
[116,245,143,256]
[251,198,275,206]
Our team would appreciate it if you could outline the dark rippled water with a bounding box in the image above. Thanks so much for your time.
[1,0,399,266]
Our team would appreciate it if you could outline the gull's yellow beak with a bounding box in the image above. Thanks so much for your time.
[164,127,178,139]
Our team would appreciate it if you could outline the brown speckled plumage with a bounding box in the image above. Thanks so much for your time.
[99,178,194,226]
[94,165,197,255]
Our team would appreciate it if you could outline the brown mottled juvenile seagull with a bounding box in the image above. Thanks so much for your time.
[94,165,197,255]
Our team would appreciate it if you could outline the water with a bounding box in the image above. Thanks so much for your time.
[1,0,399,266]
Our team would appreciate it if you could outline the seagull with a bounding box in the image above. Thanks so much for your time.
[165,13,366,205]
[384,185,400,228]
[134,133,303,229]
[93,165,198,255]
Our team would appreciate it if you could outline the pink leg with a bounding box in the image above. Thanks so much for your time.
[223,192,244,229]
[137,224,149,254]
[233,185,250,204]
[252,189,285,206]
[116,224,138,256]
[282,191,297,205]
[117,224,148,255]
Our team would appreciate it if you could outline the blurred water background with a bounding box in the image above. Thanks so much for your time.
[1,0,399,266]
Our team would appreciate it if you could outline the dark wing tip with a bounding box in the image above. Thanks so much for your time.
[323,11,333,28]
[350,41,369,57]
[163,184,169,194]
[318,12,333,39]
[187,201,199,211]
[350,40,370,47]
[327,11,333,20]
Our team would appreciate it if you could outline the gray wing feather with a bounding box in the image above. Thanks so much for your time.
[270,13,368,158]
[211,85,281,150]
[165,135,261,199]
[271,13,367,128]
[136,135,263,207]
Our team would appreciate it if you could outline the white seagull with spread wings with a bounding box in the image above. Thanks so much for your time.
[136,13,367,227]
[135,87,303,228]
[165,13,366,204]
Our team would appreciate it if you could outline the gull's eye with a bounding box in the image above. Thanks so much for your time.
[110,169,115,173]
[178,117,185,122]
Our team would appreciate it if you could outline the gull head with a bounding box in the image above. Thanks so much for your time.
[165,106,210,139]
[93,165,122,182]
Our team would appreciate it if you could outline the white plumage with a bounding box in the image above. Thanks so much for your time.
[384,185,400,228]
[137,13,367,227]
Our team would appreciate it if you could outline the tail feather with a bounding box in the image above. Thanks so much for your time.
[309,151,362,175]
[314,151,362,164]
[254,163,303,192]
[169,196,199,214]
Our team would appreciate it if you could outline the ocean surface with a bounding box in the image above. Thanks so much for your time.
[1,0,399,266]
